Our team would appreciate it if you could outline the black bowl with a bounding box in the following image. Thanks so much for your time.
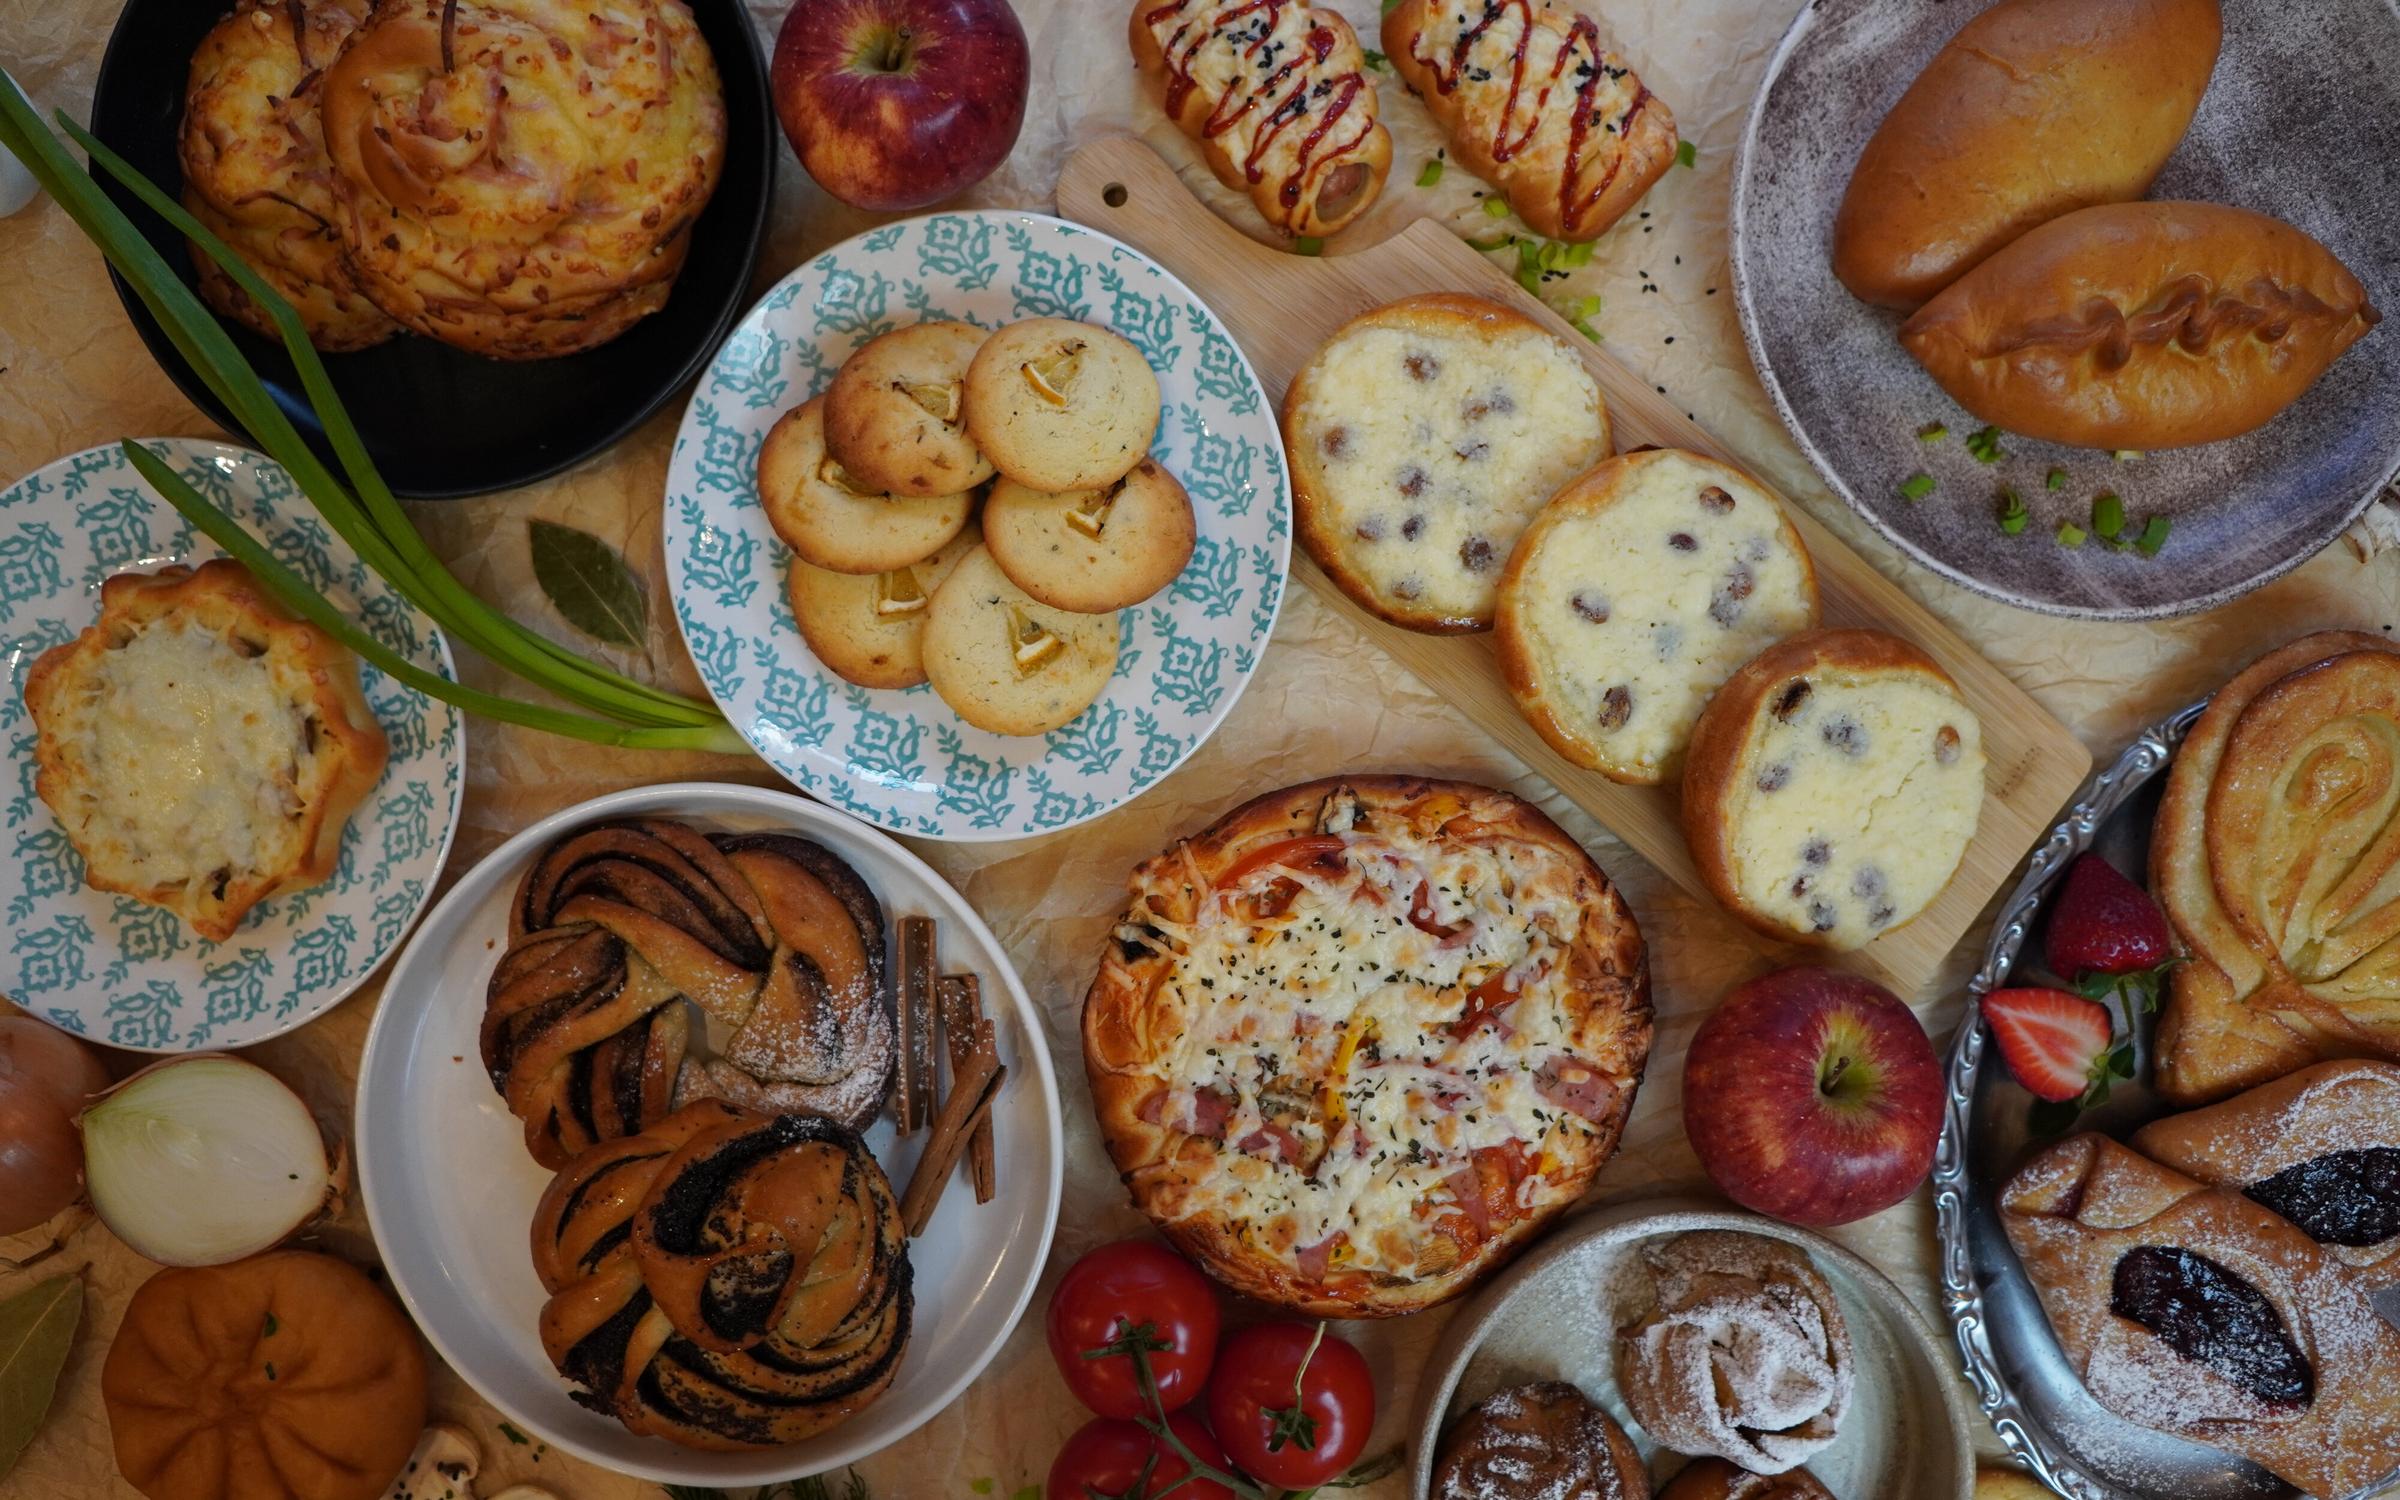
[87,0,775,500]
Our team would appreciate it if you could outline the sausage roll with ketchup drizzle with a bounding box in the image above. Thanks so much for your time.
[1384,0,1676,242]
[1129,0,1393,240]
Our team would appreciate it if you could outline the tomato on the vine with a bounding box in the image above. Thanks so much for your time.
[1048,1240,1222,1417]
[1046,1412,1237,1500]
[1204,1322,1375,1489]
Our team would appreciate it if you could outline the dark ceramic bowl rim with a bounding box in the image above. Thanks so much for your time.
[1727,0,2400,622]
[85,0,776,501]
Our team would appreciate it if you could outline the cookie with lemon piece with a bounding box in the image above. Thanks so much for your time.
[758,397,976,574]
[923,546,1119,735]
[823,320,996,497]
[983,458,1196,614]
[789,526,982,690]
[964,317,1161,493]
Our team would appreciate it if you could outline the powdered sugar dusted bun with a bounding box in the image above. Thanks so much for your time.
[1431,1381,1649,1500]
[1496,449,1818,785]
[1660,1459,1835,1500]
[1681,628,1985,952]
[1285,293,1610,633]
[1615,1230,1853,1475]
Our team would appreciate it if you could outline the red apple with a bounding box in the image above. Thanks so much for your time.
[771,0,1030,213]
[1682,966,1943,1227]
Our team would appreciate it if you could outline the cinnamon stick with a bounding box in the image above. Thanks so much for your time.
[896,916,938,1133]
[900,1047,1004,1236]
[938,973,997,1203]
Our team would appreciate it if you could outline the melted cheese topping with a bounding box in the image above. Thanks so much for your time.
[47,617,305,887]
[1123,803,1604,1279]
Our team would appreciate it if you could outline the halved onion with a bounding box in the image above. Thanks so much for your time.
[80,1055,333,1266]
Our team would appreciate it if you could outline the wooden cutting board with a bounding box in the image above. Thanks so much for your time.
[1055,134,2091,999]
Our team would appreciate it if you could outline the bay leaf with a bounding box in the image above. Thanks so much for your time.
[529,519,649,649]
[0,1275,82,1479]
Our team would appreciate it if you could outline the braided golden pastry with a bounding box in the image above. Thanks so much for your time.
[531,1102,911,1450]
[481,821,892,1168]
[318,0,726,358]
[180,0,400,350]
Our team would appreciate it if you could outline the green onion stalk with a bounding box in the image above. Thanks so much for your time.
[0,69,751,754]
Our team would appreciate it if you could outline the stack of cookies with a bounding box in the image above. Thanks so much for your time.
[763,317,1195,736]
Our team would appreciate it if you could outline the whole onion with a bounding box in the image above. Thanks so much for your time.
[0,1015,111,1234]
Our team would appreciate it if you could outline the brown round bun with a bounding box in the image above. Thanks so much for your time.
[1433,1381,1650,1500]
[1661,1459,1836,1500]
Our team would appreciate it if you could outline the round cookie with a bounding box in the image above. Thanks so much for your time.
[1496,448,1820,785]
[822,320,997,497]
[1284,292,1611,633]
[789,525,981,690]
[1681,628,1987,952]
[982,458,1196,614]
[922,546,1118,736]
[963,318,1161,492]
[757,397,976,574]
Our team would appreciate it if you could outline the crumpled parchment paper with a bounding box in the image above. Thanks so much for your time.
[4,0,2400,1495]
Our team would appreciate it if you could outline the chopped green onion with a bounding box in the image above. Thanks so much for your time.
[1293,236,1324,256]
[1997,488,2030,535]
[2056,521,2087,548]
[1562,238,1597,266]
[2046,467,2067,491]
[1482,196,1511,218]
[1361,48,1388,71]
[1899,472,1936,502]
[2114,450,2144,462]
[1568,294,1603,342]
[1416,158,1444,188]
[1966,425,2007,463]
[1675,141,1697,169]
[2092,492,2125,540]
[1916,422,1948,443]
[2135,515,2172,556]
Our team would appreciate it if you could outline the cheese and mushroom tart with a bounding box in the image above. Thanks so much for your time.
[22,560,388,944]
[1084,776,1651,1315]
[921,547,1120,737]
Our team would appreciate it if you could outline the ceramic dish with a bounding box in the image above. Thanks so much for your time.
[84,0,774,500]
[352,781,1064,1484]
[663,210,1291,842]
[1731,0,2400,619]
[1409,1198,1976,1500]
[0,439,461,1050]
[1932,702,2388,1499]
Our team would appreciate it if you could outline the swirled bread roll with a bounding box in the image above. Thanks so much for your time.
[1899,202,2380,450]
[1129,0,1392,240]
[1832,0,2222,310]
[1383,0,1676,242]
[180,0,399,350]
[319,0,726,359]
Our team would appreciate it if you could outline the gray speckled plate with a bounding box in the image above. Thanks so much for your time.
[1732,0,2400,620]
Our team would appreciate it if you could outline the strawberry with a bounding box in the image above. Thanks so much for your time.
[2044,854,2171,980]
[1981,987,2118,1104]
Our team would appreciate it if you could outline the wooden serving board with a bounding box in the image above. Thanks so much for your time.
[1056,135,2091,999]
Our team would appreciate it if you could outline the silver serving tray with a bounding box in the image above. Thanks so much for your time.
[1931,702,2398,1500]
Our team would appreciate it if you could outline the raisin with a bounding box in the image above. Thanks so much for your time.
[1355,516,1386,542]
[1698,485,1736,514]
[1756,763,1791,793]
[1489,391,1516,414]
[1773,680,1813,722]
[1404,351,1440,381]
[1456,439,1492,462]
[1322,425,1351,459]
[1708,563,1756,627]
[2109,1246,2314,1408]
[1821,715,1866,755]
[1401,512,1426,539]
[1399,467,1429,499]
[1803,838,1832,867]
[2245,1148,2400,1246]
[1808,900,1839,932]
[1868,904,1896,927]
[1668,532,1698,552]
[1597,685,1632,730]
[1851,866,1886,900]
[1571,591,1611,624]
[1790,875,1811,899]
[1744,535,1772,563]
[1935,725,1962,764]
[1460,536,1495,572]
[1393,577,1423,600]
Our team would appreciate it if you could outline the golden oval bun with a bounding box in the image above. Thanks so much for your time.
[319,0,726,358]
[1898,201,2379,450]
[1833,0,2222,310]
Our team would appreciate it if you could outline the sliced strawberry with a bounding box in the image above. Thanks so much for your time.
[2044,854,2171,980]
[1982,987,2114,1103]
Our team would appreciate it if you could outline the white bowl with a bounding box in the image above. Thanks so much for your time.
[354,783,1063,1484]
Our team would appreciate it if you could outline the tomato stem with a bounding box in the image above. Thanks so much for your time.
[1131,1343,1273,1500]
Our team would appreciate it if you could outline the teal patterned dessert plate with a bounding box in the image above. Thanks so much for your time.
[663,211,1291,841]
[0,440,464,1051]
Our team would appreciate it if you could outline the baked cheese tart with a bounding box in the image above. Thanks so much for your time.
[1083,775,1651,1316]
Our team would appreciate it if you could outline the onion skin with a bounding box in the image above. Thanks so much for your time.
[0,1015,111,1234]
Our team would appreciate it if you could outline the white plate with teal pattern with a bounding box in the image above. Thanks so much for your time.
[664,211,1290,842]
[0,440,463,1051]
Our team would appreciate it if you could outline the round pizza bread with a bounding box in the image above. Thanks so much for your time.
[1082,775,1652,1316]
